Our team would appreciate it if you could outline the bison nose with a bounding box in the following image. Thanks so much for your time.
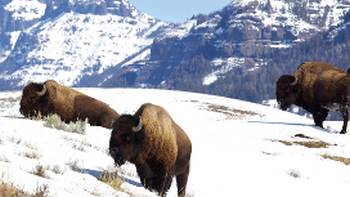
[19,107,24,115]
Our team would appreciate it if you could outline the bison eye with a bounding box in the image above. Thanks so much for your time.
[121,134,131,141]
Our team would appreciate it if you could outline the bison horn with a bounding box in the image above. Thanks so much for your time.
[36,84,47,96]
[132,118,143,132]
[290,77,298,86]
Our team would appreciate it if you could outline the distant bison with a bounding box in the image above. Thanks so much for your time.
[20,80,119,128]
[276,61,350,134]
[109,103,192,197]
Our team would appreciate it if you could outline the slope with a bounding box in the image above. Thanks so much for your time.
[1,88,350,196]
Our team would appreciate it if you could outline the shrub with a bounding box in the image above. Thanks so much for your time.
[0,182,49,197]
[99,170,124,192]
[43,114,87,134]
[33,165,46,178]
[0,182,26,197]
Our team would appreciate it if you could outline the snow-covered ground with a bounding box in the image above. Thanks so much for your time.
[1,88,350,196]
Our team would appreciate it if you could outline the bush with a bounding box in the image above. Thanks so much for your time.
[99,170,124,192]
[43,114,87,134]
[0,182,49,197]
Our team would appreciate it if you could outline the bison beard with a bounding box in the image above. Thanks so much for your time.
[109,104,192,197]
[276,61,350,134]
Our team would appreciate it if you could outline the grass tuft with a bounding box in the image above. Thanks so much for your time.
[321,154,350,165]
[99,170,124,192]
[24,151,40,160]
[277,140,332,148]
[0,182,26,197]
[33,165,46,178]
[43,114,87,134]
[0,182,49,197]
[205,103,262,119]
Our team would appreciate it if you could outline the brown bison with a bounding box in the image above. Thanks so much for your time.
[276,61,350,134]
[20,80,119,128]
[109,103,192,197]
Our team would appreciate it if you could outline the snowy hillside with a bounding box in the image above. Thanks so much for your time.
[1,88,350,196]
[0,0,172,89]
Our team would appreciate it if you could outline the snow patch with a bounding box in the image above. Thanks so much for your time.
[4,0,46,21]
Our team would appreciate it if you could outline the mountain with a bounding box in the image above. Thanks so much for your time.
[0,0,171,89]
[1,88,350,196]
[94,0,350,101]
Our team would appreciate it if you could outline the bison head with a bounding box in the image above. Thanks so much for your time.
[109,115,145,166]
[20,82,48,118]
[276,75,299,110]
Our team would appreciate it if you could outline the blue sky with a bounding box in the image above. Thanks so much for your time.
[129,0,232,23]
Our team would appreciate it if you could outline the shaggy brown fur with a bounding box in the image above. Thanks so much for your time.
[109,103,192,197]
[276,61,350,133]
[20,80,119,128]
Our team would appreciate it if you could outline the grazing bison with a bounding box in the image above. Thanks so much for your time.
[109,103,192,197]
[20,80,119,128]
[276,61,350,134]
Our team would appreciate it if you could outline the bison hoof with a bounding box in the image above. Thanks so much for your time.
[340,130,347,134]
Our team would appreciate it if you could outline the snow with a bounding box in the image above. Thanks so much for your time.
[230,0,350,36]
[4,0,46,21]
[1,11,166,87]
[1,88,350,196]
[203,57,245,85]
[162,20,197,39]
[10,31,21,50]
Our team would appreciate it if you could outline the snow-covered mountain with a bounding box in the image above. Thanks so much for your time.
[0,0,171,88]
[1,88,350,196]
[94,0,350,101]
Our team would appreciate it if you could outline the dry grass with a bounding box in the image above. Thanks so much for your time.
[0,182,26,197]
[43,114,87,134]
[277,140,332,148]
[68,160,80,172]
[0,182,49,197]
[33,184,49,197]
[33,165,46,178]
[321,154,350,165]
[99,170,124,192]
[205,103,262,119]
[0,96,20,112]
[51,165,64,175]
[24,151,40,160]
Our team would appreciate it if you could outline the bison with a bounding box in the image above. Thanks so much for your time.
[109,103,192,197]
[20,80,119,128]
[276,61,350,134]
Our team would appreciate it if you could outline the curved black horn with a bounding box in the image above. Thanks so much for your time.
[132,118,143,132]
[36,84,47,96]
[290,77,297,86]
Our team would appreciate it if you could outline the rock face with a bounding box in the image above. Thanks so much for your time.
[97,0,350,101]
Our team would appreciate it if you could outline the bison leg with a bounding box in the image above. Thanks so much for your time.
[158,176,173,197]
[176,165,190,197]
[340,110,349,134]
[312,110,328,128]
